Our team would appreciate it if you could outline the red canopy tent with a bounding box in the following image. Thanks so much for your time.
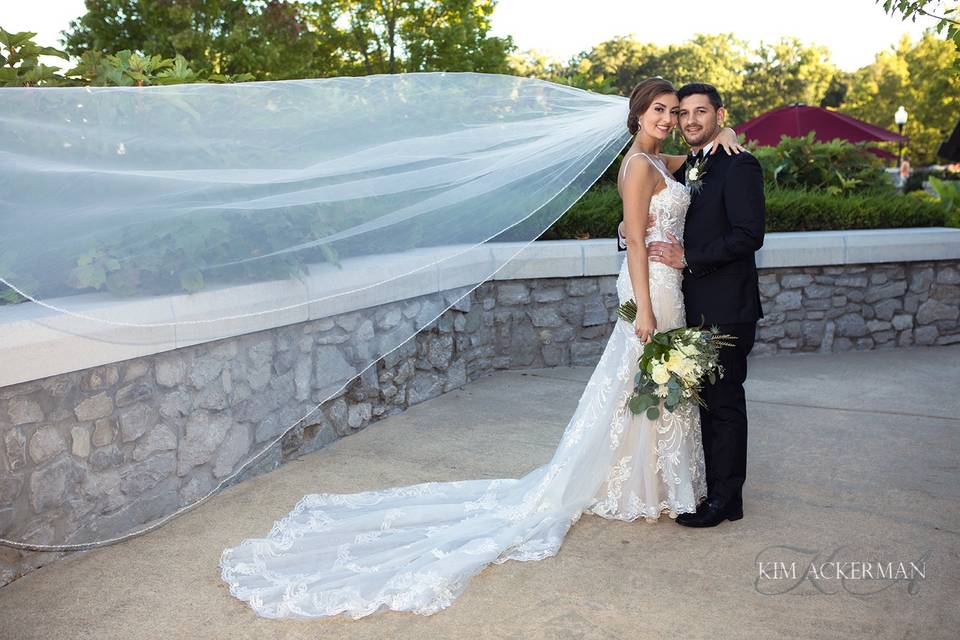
[734,104,906,158]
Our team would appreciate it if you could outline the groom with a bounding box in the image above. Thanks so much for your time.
[618,82,765,527]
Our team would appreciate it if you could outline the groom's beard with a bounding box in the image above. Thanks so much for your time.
[682,122,720,149]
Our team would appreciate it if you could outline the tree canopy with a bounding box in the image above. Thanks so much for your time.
[62,0,513,79]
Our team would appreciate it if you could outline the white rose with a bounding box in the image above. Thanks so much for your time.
[651,364,671,385]
[688,167,700,181]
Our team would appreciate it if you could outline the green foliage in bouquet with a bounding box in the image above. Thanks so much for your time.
[616,299,736,420]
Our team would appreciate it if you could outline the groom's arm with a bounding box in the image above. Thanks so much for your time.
[683,154,765,278]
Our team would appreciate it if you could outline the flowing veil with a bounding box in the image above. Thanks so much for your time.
[0,72,635,616]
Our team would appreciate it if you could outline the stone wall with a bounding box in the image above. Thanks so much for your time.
[755,261,960,355]
[1,258,958,586]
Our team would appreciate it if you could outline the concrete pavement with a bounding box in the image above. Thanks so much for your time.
[0,346,957,640]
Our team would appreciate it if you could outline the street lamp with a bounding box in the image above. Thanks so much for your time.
[895,106,908,165]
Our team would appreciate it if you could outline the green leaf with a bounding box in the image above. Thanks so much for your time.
[179,268,204,293]
[646,406,660,421]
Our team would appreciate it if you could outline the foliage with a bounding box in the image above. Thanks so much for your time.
[510,34,838,125]
[876,1,960,48]
[66,49,253,85]
[63,0,333,80]
[903,165,960,191]
[763,188,945,230]
[61,0,513,80]
[928,176,960,225]
[750,133,894,194]
[538,183,945,243]
[0,27,70,86]
[738,38,837,123]
[841,32,960,165]
[0,27,253,86]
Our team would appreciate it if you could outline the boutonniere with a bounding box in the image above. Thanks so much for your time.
[686,155,709,194]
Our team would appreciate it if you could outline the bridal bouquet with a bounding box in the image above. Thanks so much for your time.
[616,300,736,419]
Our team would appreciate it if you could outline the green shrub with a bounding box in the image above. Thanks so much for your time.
[751,133,894,195]
[540,184,945,241]
[928,177,960,228]
[764,188,944,231]
[540,185,622,241]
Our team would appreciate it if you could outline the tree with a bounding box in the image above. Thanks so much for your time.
[739,37,838,122]
[63,0,513,79]
[876,1,960,48]
[63,0,335,79]
[842,32,960,164]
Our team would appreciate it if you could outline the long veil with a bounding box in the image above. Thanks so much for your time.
[0,71,633,613]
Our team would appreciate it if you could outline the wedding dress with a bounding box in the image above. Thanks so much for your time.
[219,152,706,619]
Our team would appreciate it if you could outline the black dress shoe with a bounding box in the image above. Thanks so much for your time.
[675,497,743,528]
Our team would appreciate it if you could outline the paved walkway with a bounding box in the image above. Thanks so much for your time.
[1,347,958,640]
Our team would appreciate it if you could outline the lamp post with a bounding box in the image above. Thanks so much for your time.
[895,105,908,166]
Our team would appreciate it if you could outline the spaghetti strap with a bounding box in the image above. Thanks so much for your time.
[620,152,672,192]
[636,152,672,182]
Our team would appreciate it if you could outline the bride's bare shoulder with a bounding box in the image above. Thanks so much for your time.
[617,153,659,195]
[618,153,656,184]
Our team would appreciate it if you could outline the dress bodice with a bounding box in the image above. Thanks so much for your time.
[618,152,690,244]
[616,152,691,330]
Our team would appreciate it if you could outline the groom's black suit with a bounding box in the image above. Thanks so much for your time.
[617,148,765,508]
[675,149,764,509]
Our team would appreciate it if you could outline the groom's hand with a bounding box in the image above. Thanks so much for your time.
[647,232,685,269]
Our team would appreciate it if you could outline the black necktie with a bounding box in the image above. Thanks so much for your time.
[688,150,703,164]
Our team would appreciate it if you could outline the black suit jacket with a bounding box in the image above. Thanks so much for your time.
[617,151,765,326]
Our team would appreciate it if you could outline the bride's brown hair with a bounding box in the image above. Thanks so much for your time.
[626,77,676,135]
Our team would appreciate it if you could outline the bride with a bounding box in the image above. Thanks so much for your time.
[219,77,745,620]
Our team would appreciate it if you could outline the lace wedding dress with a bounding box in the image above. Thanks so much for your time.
[219,152,706,619]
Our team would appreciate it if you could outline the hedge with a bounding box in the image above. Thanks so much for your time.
[539,185,945,241]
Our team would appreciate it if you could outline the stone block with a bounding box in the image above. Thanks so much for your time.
[909,268,934,293]
[80,366,120,392]
[28,426,66,465]
[781,274,814,289]
[916,299,959,325]
[774,290,802,311]
[118,403,158,443]
[29,457,75,513]
[115,382,152,408]
[70,425,91,459]
[863,281,906,304]
[565,279,598,297]
[155,354,186,388]
[914,325,938,345]
[496,283,530,306]
[74,393,113,422]
[178,411,233,476]
[528,307,564,328]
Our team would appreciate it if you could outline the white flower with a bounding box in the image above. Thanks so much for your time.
[654,384,669,398]
[651,364,671,385]
[687,167,700,181]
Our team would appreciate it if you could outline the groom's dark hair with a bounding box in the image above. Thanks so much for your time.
[677,83,723,110]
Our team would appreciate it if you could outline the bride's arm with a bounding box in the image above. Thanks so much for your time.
[620,159,658,344]
[661,127,746,173]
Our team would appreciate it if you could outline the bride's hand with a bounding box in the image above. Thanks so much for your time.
[712,127,747,156]
[634,308,656,344]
